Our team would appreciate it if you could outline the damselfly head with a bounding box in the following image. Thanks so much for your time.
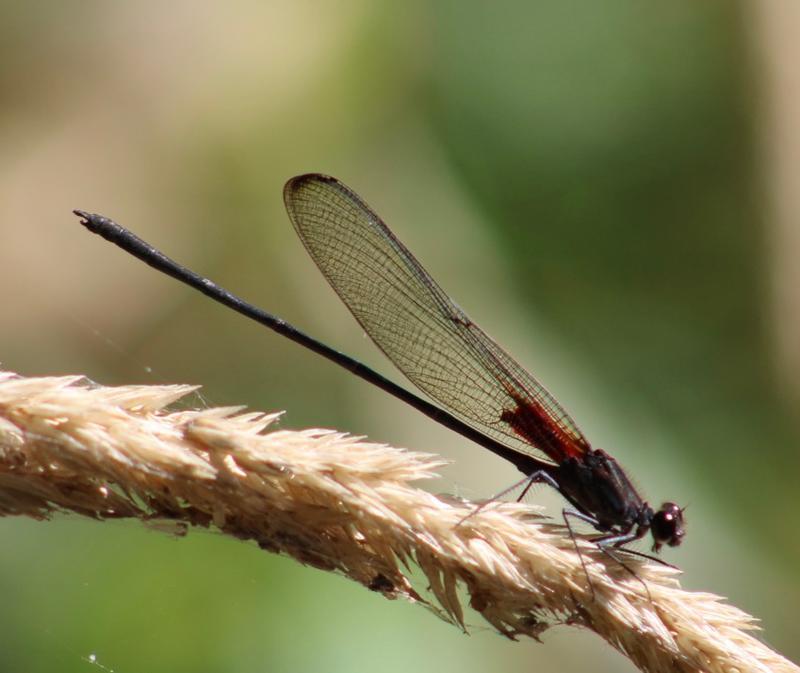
[650,501,685,552]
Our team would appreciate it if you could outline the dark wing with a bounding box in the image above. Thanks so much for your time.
[283,174,590,463]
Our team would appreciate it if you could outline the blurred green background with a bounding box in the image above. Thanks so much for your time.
[1,1,799,671]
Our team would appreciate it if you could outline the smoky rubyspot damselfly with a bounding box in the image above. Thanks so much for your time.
[74,173,685,574]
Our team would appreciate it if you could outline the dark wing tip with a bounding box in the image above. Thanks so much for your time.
[283,173,338,200]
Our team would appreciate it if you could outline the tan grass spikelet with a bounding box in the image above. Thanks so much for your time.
[0,371,796,673]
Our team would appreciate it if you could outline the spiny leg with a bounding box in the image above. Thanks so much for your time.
[593,531,653,602]
[562,510,652,602]
[613,546,678,569]
[561,509,599,600]
[456,470,556,526]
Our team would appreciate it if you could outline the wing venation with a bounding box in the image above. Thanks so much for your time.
[283,174,590,463]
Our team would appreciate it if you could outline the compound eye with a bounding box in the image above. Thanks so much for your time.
[652,502,685,548]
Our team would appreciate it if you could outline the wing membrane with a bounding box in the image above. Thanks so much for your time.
[283,174,590,463]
